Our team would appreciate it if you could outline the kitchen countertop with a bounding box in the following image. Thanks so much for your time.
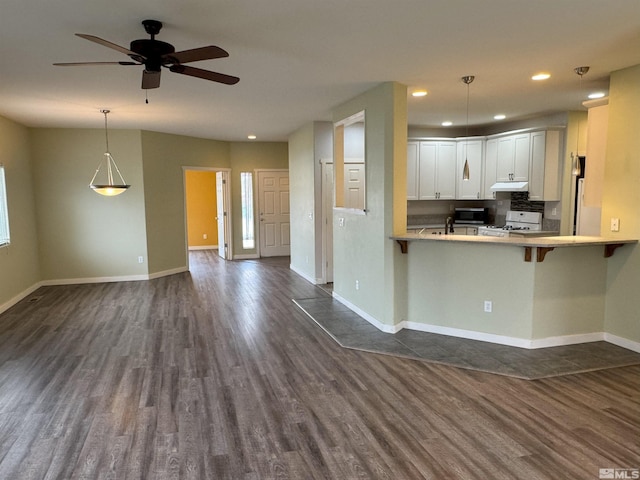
[390,233,638,261]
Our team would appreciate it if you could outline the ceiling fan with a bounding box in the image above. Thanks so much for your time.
[54,19,239,89]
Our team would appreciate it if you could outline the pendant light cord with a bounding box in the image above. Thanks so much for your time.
[102,109,110,153]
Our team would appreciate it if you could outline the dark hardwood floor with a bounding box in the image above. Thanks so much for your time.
[0,251,638,479]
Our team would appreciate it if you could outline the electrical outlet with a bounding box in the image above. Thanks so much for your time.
[138,256,144,264]
[355,280,360,290]
[203,233,208,239]
[552,207,557,216]
[484,300,492,313]
[339,217,345,227]
[610,218,620,232]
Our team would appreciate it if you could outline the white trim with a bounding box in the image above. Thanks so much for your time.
[233,253,260,260]
[332,292,400,333]
[148,266,189,280]
[402,320,534,348]
[42,275,150,285]
[188,245,218,251]
[289,264,318,285]
[605,332,640,353]
[528,332,605,349]
[0,282,43,315]
[40,266,188,286]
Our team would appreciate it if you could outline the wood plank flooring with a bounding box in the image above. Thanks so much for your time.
[0,251,638,479]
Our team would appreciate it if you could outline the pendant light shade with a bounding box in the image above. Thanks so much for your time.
[572,66,589,177]
[89,109,130,196]
[462,75,475,181]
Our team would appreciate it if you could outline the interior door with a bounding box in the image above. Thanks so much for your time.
[258,170,290,257]
[216,171,229,259]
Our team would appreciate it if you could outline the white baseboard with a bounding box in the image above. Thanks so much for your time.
[0,282,44,315]
[148,266,189,280]
[605,333,640,353]
[233,253,260,260]
[289,264,318,285]
[42,274,150,285]
[41,266,189,286]
[332,292,400,333]
[188,245,218,251]
[402,320,535,348]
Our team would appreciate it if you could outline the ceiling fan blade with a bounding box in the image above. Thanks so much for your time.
[53,61,139,66]
[169,65,239,85]
[75,33,141,58]
[163,46,229,64]
[142,70,161,89]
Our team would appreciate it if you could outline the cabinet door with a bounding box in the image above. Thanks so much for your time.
[496,136,515,181]
[513,133,530,181]
[436,142,457,199]
[528,131,546,200]
[457,139,483,199]
[407,142,419,200]
[483,138,498,199]
[418,142,437,200]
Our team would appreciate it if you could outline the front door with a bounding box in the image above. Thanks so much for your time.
[257,170,290,257]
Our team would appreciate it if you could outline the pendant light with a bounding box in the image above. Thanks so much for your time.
[461,75,475,181]
[89,109,131,196]
[571,66,589,177]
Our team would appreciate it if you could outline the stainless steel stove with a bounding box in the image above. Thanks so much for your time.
[477,211,542,237]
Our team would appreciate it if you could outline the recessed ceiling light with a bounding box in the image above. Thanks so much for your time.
[412,90,428,97]
[441,121,453,127]
[531,73,551,81]
[588,92,605,99]
[247,135,257,140]
[494,114,506,120]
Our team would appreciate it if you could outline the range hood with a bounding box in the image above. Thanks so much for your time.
[490,181,528,192]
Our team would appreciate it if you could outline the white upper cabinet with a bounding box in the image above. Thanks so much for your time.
[483,138,498,199]
[528,130,562,201]
[407,141,419,200]
[418,141,456,200]
[496,133,530,182]
[456,138,484,199]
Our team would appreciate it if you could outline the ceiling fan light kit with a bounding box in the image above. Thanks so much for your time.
[55,19,239,90]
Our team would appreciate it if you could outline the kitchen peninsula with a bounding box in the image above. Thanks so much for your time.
[390,233,638,349]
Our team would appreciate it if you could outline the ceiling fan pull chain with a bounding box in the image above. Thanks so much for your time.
[145,90,149,104]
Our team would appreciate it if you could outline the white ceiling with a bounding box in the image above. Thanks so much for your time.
[1,0,639,141]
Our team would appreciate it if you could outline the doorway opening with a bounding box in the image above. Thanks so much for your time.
[183,167,232,270]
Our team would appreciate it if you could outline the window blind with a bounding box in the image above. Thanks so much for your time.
[0,166,10,247]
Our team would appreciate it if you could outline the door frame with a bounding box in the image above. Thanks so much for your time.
[255,168,290,258]
[320,159,334,284]
[182,166,232,269]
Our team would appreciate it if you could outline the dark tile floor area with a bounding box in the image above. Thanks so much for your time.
[293,295,640,380]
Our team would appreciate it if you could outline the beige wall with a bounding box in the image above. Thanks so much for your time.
[331,82,407,326]
[602,64,640,344]
[31,128,148,281]
[0,116,40,308]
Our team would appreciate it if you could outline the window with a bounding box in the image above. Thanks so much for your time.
[240,172,255,249]
[0,166,9,247]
